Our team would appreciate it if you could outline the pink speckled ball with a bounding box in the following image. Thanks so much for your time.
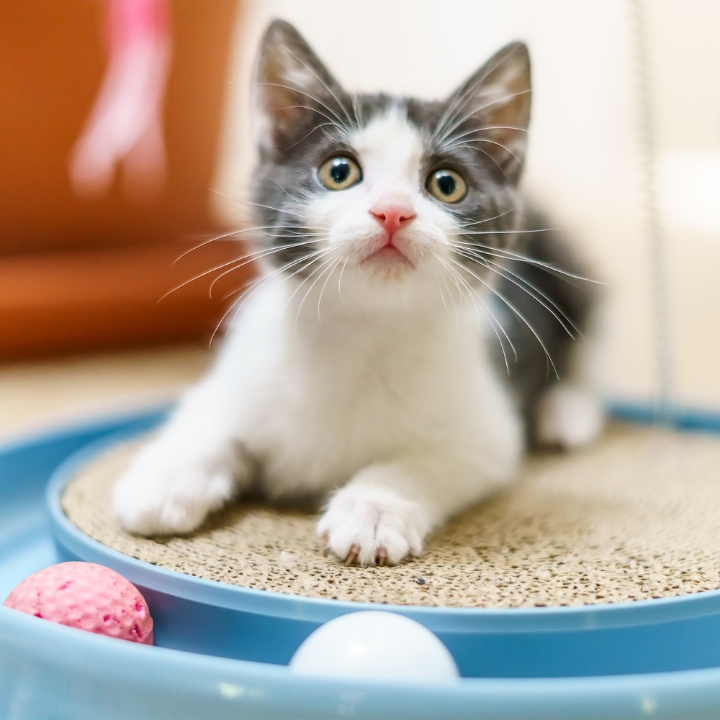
[3,562,153,645]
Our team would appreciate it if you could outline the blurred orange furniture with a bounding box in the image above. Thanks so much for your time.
[0,0,250,361]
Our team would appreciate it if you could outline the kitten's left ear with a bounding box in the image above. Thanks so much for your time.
[254,20,350,155]
[441,42,531,182]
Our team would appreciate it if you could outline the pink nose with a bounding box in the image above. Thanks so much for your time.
[369,204,416,241]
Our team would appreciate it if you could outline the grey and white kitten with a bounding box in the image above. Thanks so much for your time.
[113,20,602,566]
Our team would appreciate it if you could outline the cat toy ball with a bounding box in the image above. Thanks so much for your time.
[4,561,154,645]
[289,611,459,680]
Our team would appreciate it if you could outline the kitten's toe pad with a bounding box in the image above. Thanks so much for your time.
[317,485,429,566]
[113,448,247,536]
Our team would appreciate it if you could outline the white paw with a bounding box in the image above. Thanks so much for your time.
[113,444,248,536]
[536,385,604,449]
[317,485,430,566]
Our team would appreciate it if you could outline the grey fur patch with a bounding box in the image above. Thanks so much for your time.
[251,20,597,443]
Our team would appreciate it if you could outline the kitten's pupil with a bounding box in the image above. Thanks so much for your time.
[436,172,456,196]
[330,159,351,184]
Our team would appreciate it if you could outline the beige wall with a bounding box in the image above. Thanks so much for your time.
[213,0,720,410]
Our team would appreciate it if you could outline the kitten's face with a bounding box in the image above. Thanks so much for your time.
[252,20,531,310]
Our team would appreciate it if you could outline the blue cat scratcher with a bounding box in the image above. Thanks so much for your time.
[3,406,720,719]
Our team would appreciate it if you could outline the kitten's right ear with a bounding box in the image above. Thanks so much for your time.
[254,20,349,154]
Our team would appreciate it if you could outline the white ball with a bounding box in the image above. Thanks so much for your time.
[289,611,460,681]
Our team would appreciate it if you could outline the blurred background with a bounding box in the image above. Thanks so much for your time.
[2,0,719,438]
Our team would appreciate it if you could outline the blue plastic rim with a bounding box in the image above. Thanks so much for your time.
[45,406,720,680]
[3,404,720,718]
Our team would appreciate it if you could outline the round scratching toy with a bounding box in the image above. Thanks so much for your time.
[4,561,154,645]
[60,426,720,608]
[34,412,720,710]
[289,611,459,680]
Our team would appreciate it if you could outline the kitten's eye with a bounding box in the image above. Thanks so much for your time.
[426,169,467,203]
[318,156,362,191]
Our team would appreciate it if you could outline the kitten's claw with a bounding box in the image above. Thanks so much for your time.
[377,547,388,566]
[317,484,428,567]
[346,544,360,566]
[343,544,393,567]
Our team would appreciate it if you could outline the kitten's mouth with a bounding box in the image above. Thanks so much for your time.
[363,239,413,267]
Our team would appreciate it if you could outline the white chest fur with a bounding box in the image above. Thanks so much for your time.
[112,272,525,560]
[216,278,523,497]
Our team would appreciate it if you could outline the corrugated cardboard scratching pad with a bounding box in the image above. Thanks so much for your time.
[61,423,720,608]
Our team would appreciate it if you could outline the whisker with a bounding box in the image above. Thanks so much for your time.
[282,122,342,151]
[211,249,329,344]
[282,49,356,129]
[316,256,344,320]
[432,271,449,310]
[444,125,528,145]
[444,137,524,169]
[352,93,365,128]
[174,224,305,263]
[159,256,257,304]
[453,227,555,237]
[438,264,461,342]
[445,255,558,378]
[160,239,321,304]
[207,240,319,297]
[453,248,579,338]
[281,249,337,314]
[290,254,340,327]
[432,63,500,144]
[269,179,310,204]
[285,104,354,137]
[447,240,599,284]
[433,251,515,370]
[234,197,330,225]
[434,89,531,149]
[337,255,350,305]
[260,81,352,135]
[453,208,515,229]
[207,188,329,232]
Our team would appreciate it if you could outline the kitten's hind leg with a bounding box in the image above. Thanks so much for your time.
[535,384,603,449]
[535,306,606,450]
[500,211,605,450]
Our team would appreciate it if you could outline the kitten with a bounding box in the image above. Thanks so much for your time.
[113,20,602,566]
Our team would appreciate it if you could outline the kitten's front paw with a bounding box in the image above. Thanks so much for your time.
[317,485,430,566]
[113,446,247,536]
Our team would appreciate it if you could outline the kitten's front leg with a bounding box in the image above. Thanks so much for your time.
[318,453,507,566]
[113,380,253,536]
